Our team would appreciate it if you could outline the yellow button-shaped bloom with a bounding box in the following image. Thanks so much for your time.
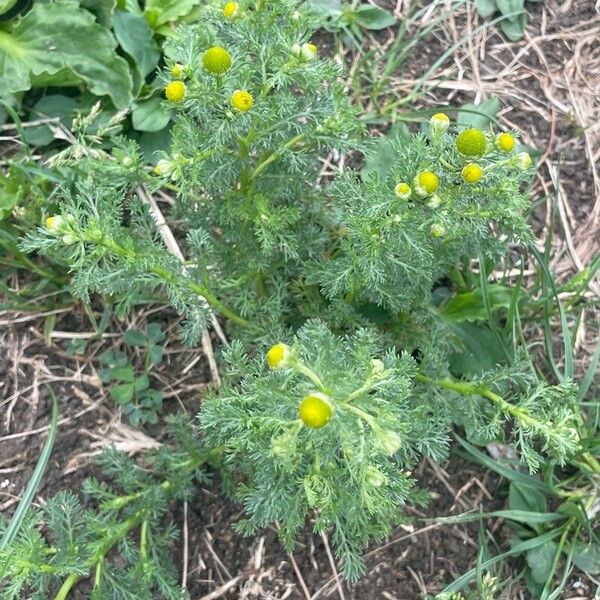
[223,1,239,18]
[203,46,232,75]
[455,128,487,157]
[165,80,186,102]
[461,163,484,184]
[394,182,411,200]
[231,89,254,112]
[45,215,62,232]
[496,132,516,153]
[416,171,440,195]
[266,343,291,369]
[299,393,334,428]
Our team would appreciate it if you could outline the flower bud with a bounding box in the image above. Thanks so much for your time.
[299,393,334,428]
[231,89,254,112]
[223,1,239,18]
[378,430,401,455]
[430,223,445,238]
[496,132,515,153]
[170,63,185,79]
[266,343,291,369]
[394,182,411,200]
[461,163,484,184]
[45,215,64,232]
[427,194,442,208]
[301,43,318,61]
[414,171,439,197]
[429,112,450,135]
[515,152,532,170]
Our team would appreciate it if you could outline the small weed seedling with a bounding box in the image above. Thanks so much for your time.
[99,323,166,426]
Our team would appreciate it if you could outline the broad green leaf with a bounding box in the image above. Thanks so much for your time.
[441,284,516,322]
[508,481,547,514]
[353,5,396,30]
[113,10,160,78]
[24,94,77,146]
[81,0,116,27]
[123,328,148,346]
[500,13,527,40]
[572,542,600,574]
[448,322,508,376]
[110,365,135,383]
[0,1,133,109]
[361,123,410,180]
[306,0,343,17]
[497,0,525,20]
[474,0,497,17]
[146,322,165,344]
[111,383,134,404]
[0,0,17,16]
[144,0,202,28]
[526,542,558,583]
[134,374,150,392]
[138,124,173,161]
[132,96,171,132]
[457,97,499,129]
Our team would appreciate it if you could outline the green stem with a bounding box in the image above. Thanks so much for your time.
[251,134,305,181]
[292,361,326,391]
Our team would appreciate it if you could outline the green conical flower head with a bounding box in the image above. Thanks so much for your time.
[202,46,232,75]
[455,128,487,157]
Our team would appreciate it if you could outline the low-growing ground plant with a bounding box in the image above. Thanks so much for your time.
[1,0,598,596]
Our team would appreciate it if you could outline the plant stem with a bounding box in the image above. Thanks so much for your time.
[251,134,305,181]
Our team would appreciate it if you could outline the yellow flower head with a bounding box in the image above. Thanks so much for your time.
[455,128,487,157]
[430,112,450,133]
[266,343,291,369]
[223,1,239,18]
[299,392,334,429]
[394,182,411,200]
[430,223,445,238]
[231,89,254,112]
[164,80,186,103]
[202,46,232,75]
[496,132,516,153]
[461,163,484,184]
[415,170,440,197]
[171,63,185,79]
[301,42,318,61]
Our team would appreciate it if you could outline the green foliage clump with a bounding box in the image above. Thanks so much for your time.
[12,0,593,588]
[0,418,209,599]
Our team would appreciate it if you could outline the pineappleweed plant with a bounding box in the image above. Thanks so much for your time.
[19,0,588,584]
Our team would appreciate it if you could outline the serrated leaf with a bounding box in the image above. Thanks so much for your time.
[81,0,116,27]
[113,10,160,78]
[123,329,147,346]
[0,0,133,109]
[457,97,499,129]
[134,374,150,392]
[109,365,135,383]
[110,383,134,404]
[525,542,558,584]
[143,0,202,28]
[352,5,396,30]
[131,96,171,132]
[474,0,497,17]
